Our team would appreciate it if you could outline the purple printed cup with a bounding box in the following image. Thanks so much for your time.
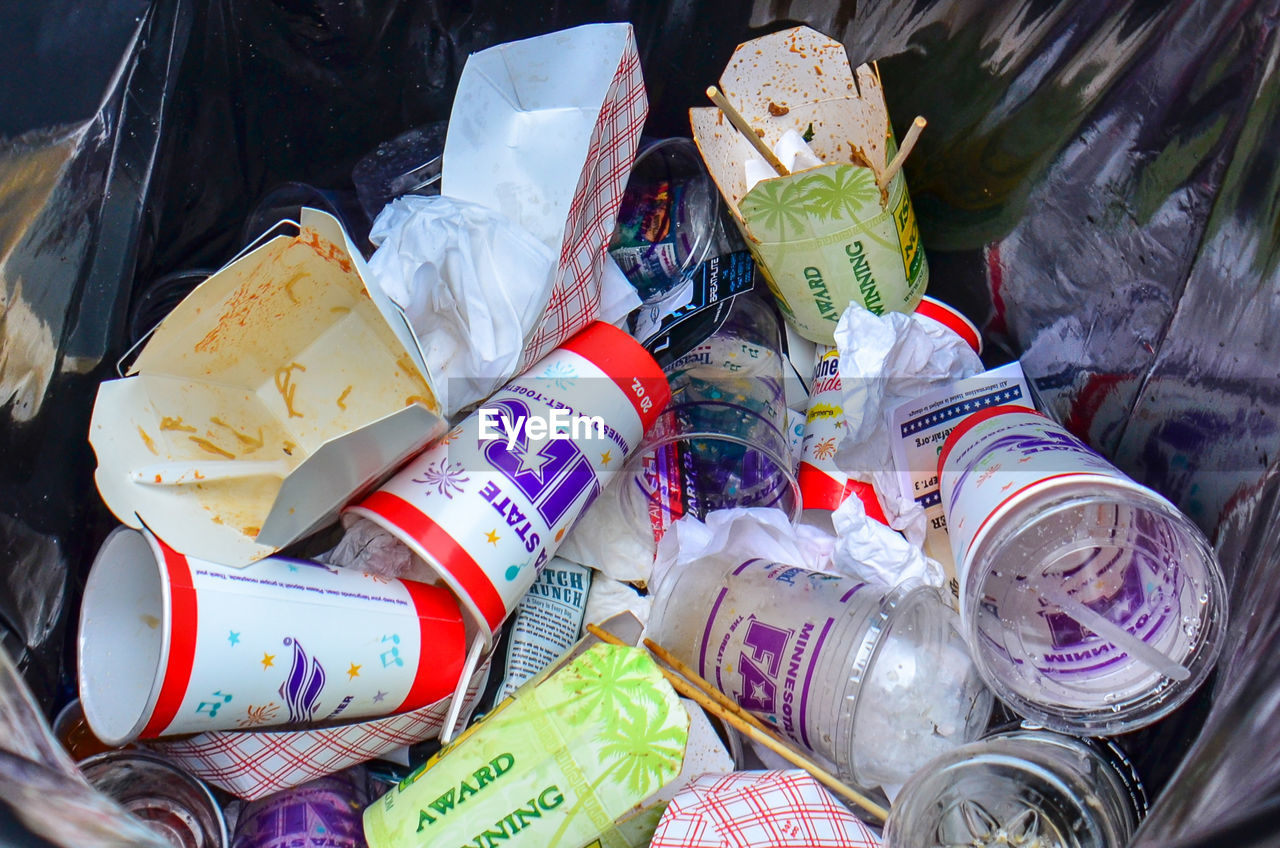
[618,295,800,543]
[231,770,370,848]
[939,406,1229,735]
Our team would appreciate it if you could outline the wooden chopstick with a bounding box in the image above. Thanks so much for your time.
[877,115,927,191]
[585,624,888,824]
[706,85,790,177]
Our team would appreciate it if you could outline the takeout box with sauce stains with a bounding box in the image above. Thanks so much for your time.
[90,208,446,566]
[690,26,929,344]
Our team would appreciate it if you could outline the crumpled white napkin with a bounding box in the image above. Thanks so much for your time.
[831,491,945,589]
[366,195,556,416]
[647,508,835,596]
[833,303,982,543]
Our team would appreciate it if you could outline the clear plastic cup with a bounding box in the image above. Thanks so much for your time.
[939,407,1229,735]
[885,729,1147,848]
[648,556,993,789]
[609,138,730,302]
[79,751,229,848]
[617,295,800,543]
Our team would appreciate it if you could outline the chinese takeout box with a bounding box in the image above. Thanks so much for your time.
[690,26,929,344]
[442,23,647,363]
[363,642,690,848]
[89,208,445,566]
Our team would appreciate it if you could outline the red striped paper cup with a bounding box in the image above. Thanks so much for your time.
[77,527,466,746]
[916,295,983,355]
[346,321,669,643]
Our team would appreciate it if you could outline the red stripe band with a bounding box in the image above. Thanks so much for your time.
[916,296,983,356]
[141,538,198,738]
[798,463,847,511]
[937,405,1045,474]
[358,490,508,634]
[396,579,467,713]
[559,321,670,431]
[962,472,1097,561]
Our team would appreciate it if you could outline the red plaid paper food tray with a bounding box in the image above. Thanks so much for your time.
[145,658,490,800]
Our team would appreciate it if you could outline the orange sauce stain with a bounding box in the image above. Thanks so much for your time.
[160,416,197,433]
[189,436,236,459]
[295,228,354,274]
[138,427,159,455]
[337,386,352,410]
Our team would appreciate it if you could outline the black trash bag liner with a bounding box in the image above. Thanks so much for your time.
[2,1,1278,845]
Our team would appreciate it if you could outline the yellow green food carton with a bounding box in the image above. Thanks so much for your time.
[363,642,689,848]
[691,26,929,343]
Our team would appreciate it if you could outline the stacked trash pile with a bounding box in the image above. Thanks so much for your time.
[2,21,1234,848]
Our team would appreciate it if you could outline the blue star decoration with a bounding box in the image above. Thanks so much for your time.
[228,630,241,647]
[372,690,387,703]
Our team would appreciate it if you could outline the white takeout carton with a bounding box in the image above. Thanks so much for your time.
[442,22,647,362]
[90,208,446,566]
[691,26,929,344]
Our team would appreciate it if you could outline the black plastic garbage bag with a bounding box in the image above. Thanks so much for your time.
[2,1,1278,845]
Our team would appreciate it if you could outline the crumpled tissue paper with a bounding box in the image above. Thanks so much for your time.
[831,492,944,589]
[833,303,982,541]
[366,195,555,416]
[648,508,834,597]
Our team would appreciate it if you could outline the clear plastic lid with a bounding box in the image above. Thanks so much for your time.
[884,729,1144,848]
[845,585,994,788]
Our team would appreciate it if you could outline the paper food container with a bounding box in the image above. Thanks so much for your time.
[363,642,691,848]
[442,23,648,363]
[90,208,446,566]
[691,26,929,344]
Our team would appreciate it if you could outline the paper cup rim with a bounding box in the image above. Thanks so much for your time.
[917,295,983,356]
[78,527,172,748]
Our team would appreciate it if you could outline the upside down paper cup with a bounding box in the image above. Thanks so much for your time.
[78,527,466,747]
[346,321,669,644]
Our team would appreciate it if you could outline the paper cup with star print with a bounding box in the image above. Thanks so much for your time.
[345,321,670,645]
[77,526,467,746]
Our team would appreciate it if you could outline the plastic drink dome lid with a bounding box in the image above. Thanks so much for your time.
[884,729,1145,848]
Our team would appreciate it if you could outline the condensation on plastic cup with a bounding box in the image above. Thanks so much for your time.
[79,750,229,848]
[938,406,1229,735]
[884,729,1146,848]
[609,137,729,301]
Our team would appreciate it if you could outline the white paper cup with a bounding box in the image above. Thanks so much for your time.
[346,321,669,644]
[78,527,467,746]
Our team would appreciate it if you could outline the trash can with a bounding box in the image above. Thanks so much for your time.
[1,1,1277,845]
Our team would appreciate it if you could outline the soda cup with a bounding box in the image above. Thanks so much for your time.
[347,321,668,643]
[649,556,992,789]
[939,406,1229,734]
